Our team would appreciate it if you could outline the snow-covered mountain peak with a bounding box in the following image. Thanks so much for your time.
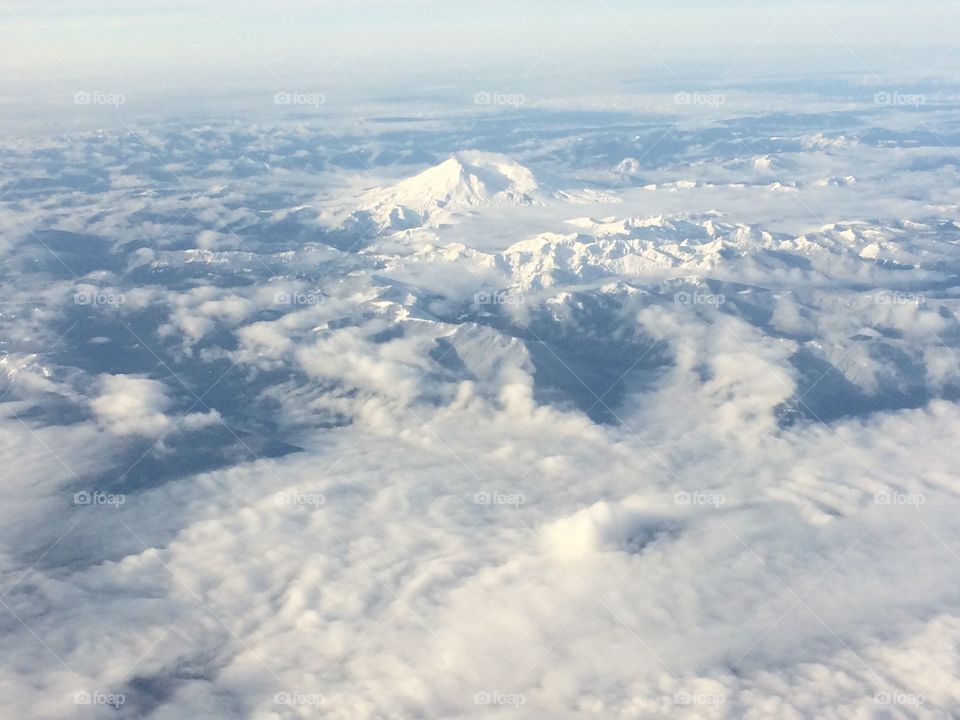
[357,151,545,230]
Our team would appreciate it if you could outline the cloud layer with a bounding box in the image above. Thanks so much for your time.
[1,81,960,719]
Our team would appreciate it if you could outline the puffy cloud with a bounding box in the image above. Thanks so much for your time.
[90,374,175,437]
[90,374,220,438]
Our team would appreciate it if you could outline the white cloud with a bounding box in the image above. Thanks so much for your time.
[89,374,220,437]
[90,374,174,437]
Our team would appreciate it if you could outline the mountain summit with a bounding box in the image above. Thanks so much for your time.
[358,151,545,229]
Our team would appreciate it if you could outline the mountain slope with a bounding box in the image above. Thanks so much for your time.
[355,151,547,230]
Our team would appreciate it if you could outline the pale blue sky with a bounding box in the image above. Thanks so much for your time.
[3,1,958,99]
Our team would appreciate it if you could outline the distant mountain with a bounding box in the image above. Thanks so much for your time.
[354,151,548,230]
